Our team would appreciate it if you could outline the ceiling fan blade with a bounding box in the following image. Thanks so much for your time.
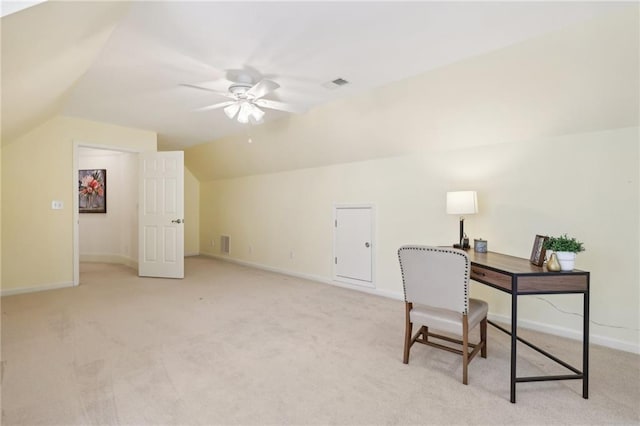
[247,79,280,99]
[195,101,237,112]
[254,98,304,114]
[180,83,234,99]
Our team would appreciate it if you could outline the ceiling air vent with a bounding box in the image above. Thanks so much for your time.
[322,78,350,89]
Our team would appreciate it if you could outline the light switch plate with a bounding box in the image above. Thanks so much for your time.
[51,200,64,209]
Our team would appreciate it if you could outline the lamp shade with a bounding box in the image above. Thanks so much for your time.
[446,191,478,215]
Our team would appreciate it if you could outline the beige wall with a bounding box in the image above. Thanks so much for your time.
[1,115,156,293]
[184,166,200,256]
[198,127,638,352]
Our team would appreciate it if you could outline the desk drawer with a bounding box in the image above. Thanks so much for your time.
[470,265,511,291]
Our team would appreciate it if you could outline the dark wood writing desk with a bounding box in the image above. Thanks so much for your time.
[467,250,590,403]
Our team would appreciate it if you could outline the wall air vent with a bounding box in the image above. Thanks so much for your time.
[322,78,350,89]
[221,235,230,255]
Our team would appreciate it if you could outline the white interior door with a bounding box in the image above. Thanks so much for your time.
[138,151,184,278]
[334,206,374,286]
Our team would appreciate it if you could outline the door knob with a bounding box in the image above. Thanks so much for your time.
[365,242,370,248]
[171,219,183,224]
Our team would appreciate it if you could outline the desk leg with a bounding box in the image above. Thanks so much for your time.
[583,289,589,399]
[510,284,518,403]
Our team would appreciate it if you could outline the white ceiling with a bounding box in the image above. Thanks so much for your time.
[1,1,631,150]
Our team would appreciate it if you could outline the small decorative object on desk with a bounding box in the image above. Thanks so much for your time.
[474,238,487,253]
[529,235,549,266]
[546,252,561,271]
[543,234,585,271]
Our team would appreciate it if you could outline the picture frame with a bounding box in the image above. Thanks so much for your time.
[530,234,548,266]
[79,169,107,213]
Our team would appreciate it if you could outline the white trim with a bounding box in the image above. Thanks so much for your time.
[332,203,376,288]
[488,313,640,355]
[73,144,79,286]
[79,254,137,269]
[80,254,199,266]
[185,252,201,257]
[1,281,74,297]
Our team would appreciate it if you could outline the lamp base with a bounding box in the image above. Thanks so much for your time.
[454,218,471,250]
[453,242,470,250]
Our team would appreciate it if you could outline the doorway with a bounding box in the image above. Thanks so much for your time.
[73,143,142,286]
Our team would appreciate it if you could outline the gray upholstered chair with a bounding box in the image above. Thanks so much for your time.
[398,245,488,384]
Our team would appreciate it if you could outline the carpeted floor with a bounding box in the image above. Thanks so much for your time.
[1,256,638,425]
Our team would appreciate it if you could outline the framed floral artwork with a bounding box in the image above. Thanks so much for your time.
[79,169,107,213]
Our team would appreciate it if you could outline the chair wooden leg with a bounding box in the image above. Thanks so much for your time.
[462,315,469,385]
[481,317,487,358]
[423,326,430,344]
[403,302,413,364]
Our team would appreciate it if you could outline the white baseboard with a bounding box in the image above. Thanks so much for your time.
[201,252,405,301]
[81,253,200,264]
[80,254,137,269]
[202,253,639,355]
[489,313,640,354]
[1,281,75,297]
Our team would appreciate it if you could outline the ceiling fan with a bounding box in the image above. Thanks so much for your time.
[181,74,300,124]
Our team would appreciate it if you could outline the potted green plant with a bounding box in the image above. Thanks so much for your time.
[543,234,585,271]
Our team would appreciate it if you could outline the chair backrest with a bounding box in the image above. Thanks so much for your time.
[398,246,470,314]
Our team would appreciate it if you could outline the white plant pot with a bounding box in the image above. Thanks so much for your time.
[555,251,576,271]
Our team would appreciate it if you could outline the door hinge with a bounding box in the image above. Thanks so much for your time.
[334,219,337,227]
[334,257,337,264]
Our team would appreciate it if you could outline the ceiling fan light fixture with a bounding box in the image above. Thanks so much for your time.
[250,104,265,122]
[237,101,252,124]
[187,76,293,125]
[223,103,240,119]
[235,102,265,124]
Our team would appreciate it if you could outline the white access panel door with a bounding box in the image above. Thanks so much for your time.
[334,206,374,286]
[138,151,184,278]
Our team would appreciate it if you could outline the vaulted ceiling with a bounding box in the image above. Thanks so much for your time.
[2,1,633,151]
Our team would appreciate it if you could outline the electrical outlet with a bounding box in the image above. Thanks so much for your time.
[289,250,294,259]
[51,200,64,210]
[211,239,215,247]
[249,245,253,254]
